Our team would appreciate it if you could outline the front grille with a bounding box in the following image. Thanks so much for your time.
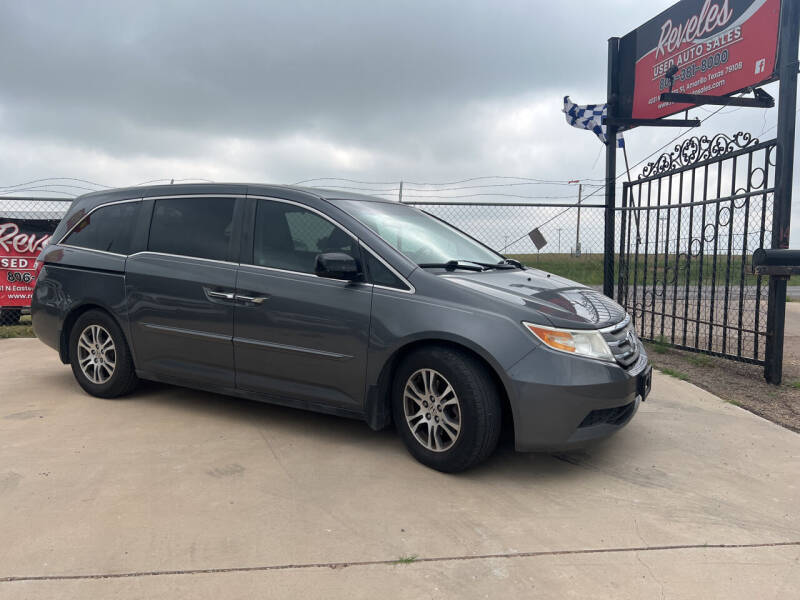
[579,401,636,428]
[601,317,640,369]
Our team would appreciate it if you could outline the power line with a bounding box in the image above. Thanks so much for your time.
[696,105,743,115]
[7,102,782,209]
[0,187,77,197]
[375,192,593,200]
[0,183,100,194]
[295,175,606,187]
[502,103,733,250]
[759,106,800,137]
[0,177,110,191]
[617,94,794,176]
[294,177,404,186]
[306,182,604,198]
[307,185,401,193]
[133,178,215,186]
[405,181,604,192]
[404,175,606,185]
[0,176,217,192]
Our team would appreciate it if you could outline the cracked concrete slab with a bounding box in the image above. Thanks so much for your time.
[6,545,800,599]
[1,337,798,598]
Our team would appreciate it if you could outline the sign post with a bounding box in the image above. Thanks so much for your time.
[764,0,799,384]
[604,38,621,298]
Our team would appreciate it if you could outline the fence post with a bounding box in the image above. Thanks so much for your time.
[616,182,629,304]
[603,37,620,298]
[575,183,582,255]
[764,0,799,384]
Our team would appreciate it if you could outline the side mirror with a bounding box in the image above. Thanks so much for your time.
[314,252,362,281]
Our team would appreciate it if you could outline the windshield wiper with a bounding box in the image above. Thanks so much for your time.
[473,261,516,270]
[498,258,525,269]
[454,260,518,270]
[418,260,486,272]
[419,259,524,272]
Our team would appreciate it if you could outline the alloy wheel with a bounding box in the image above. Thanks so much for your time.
[77,324,116,384]
[403,368,461,452]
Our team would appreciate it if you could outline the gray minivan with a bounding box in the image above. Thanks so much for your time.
[32,184,651,472]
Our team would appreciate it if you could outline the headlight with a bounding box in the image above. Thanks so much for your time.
[523,322,615,362]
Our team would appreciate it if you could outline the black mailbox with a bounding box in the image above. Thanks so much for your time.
[752,249,800,276]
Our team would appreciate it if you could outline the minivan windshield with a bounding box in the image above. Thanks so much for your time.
[332,199,504,267]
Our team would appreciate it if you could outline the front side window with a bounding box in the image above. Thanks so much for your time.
[64,201,141,255]
[148,197,235,261]
[330,200,502,266]
[253,200,356,274]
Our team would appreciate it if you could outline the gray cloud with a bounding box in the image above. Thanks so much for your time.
[0,0,795,232]
[0,1,641,151]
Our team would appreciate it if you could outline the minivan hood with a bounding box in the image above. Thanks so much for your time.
[441,268,627,329]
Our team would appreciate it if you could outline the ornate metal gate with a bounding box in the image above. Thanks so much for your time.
[615,133,777,364]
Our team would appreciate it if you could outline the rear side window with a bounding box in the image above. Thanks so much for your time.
[148,197,235,261]
[64,201,141,255]
[253,200,356,274]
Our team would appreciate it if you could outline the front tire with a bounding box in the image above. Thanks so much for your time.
[69,310,138,398]
[392,346,502,472]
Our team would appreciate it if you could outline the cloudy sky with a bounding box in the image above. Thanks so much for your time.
[0,0,797,243]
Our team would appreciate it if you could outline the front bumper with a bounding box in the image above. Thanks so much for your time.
[506,342,650,452]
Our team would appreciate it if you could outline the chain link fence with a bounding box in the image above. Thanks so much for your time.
[404,201,608,286]
[0,196,609,331]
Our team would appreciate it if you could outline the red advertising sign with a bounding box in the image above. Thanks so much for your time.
[618,0,782,120]
[0,221,52,307]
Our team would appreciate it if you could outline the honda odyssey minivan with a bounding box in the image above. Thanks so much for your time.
[32,183,650,472]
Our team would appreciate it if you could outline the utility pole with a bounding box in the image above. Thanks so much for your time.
[398,180,403,203]
[575,183,582,256]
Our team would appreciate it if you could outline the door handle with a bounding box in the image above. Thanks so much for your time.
[235,294,269,304]
[204,288,235,301]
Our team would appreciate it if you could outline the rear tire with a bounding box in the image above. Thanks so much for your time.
[392,346,502,472]
[69,309,138,398]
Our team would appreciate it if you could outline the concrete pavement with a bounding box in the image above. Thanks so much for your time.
[1,337,798,598]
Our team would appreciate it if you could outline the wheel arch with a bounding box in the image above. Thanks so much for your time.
[59,303,129,365]
[365,338,514,441]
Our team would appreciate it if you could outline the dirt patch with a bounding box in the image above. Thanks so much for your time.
[645,341,800,433]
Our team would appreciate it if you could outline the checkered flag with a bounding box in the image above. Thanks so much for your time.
[563,96,624,147]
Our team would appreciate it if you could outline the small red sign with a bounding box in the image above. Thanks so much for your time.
[619,0,781,120]
[0,221,52,307]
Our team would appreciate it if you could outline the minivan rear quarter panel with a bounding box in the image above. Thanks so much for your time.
[31,246,128,362]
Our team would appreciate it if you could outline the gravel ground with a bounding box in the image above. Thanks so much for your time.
[644,301,800,433]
